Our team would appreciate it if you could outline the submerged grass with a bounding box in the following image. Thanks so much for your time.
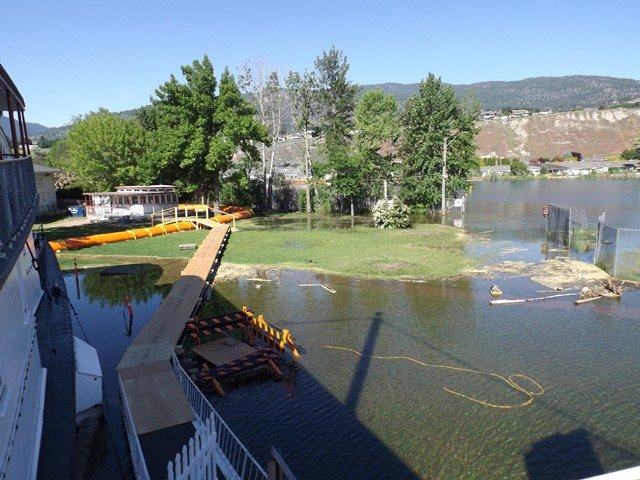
[51,213,475,280]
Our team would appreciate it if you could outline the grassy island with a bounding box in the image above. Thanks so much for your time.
[50,213,475,280]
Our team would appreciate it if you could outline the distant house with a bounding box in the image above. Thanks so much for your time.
[479,110,498,120]
[509,109,530,118]
[480,165,511,177]
[33,163,61,214]
[562,161,609,176]
[545,163,570,174]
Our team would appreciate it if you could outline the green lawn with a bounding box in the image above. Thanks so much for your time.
[223,216,474,280]
[51,214,476,280]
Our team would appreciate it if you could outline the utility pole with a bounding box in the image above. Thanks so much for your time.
[441,137,448,218]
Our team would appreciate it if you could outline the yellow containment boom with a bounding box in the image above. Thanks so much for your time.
[48,206,253,252]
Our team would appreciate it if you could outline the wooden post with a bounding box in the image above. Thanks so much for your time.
[18,109,29,156]
[5,90,19,157]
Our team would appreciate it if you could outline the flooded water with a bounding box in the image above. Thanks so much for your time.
[67,179,640,479]
[63,263,182,479]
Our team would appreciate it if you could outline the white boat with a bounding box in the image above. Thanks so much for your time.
[84,184,179,221]
[0,64,102,479]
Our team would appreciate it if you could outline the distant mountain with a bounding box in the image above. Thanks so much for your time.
[27,108,138,141]
[0,116,50,138]
[29,75,640,139]
[361,75,640,111]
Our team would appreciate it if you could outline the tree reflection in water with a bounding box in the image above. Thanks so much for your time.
[81,264,168,307]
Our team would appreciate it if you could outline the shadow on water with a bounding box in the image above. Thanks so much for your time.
[525,429,604,480]
[345,312,382,411]
[201,296,421,479]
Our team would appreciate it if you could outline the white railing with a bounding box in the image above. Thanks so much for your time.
[168,415,217,480]
[170,352,268,480]
[583,466,640,480]
[118,376,151,480]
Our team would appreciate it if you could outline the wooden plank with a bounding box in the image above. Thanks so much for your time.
[121,367,195,435]
[192,338,257,366]
[116,226,230,437]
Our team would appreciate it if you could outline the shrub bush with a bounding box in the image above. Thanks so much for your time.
[372,198,411,229]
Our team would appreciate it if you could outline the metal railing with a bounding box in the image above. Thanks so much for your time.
[170,352,268,480]
[118,376,151,480]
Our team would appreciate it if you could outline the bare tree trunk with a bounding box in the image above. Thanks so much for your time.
[213,174,221,211]
[268,144,277,210]
[350,198,354,218]
[262,143,268,208]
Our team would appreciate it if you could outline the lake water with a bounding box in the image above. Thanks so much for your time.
[68,179,640,479]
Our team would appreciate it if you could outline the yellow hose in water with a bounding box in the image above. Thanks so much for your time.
[323,345,544,409]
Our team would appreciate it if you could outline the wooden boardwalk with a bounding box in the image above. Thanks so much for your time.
[116,225,230,459]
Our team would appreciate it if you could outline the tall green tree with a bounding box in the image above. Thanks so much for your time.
[354,90,399,199]
[150,56,268,206]
[65,108,146,191]
[314,46,361,216]
[400,74,478,212]
[285,70,317,212]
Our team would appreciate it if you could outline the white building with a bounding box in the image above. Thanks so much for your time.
[33,163,61,214]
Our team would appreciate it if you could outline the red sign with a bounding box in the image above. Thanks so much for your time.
[542,205,549,218]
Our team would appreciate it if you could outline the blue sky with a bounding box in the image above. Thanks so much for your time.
[4,0,639,127]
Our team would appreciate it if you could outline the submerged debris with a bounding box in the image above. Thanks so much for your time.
[478,257,610,290]
[576,279,623,304]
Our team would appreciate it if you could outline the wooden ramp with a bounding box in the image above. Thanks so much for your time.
[116,225,230,475]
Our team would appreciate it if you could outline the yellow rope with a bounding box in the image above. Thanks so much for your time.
[322,345,544,409]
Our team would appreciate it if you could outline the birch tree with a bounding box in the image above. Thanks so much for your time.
[285,70,316,212]
[238,61,289,209]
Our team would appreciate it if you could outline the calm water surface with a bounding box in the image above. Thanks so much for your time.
[70,179,640,479]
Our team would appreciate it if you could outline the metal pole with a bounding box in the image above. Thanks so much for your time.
[441,137,448,218]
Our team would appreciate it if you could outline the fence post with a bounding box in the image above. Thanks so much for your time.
[568,208,572,254]
[614,226,620,277]
[594,221,602,265]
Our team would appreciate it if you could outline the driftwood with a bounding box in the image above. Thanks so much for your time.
[576,279,623,305]
[298,283,337,294]
[575,296,603,305]
[490,293,577,305]
[575,292,621,305]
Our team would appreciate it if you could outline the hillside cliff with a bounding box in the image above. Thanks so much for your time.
[476,108,640,159]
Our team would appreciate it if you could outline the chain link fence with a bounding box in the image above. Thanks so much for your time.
[546,204,640,280]
[595,224,640,280]
[545,205,597,263]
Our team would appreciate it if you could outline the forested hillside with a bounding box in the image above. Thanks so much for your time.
[363,75,640,111]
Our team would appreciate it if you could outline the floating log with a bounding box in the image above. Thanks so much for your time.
[490,293,577,305]
[575,296,603,305]
[575,293,621,305]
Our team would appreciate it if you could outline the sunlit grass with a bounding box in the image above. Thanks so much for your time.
[51,214,475,280]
